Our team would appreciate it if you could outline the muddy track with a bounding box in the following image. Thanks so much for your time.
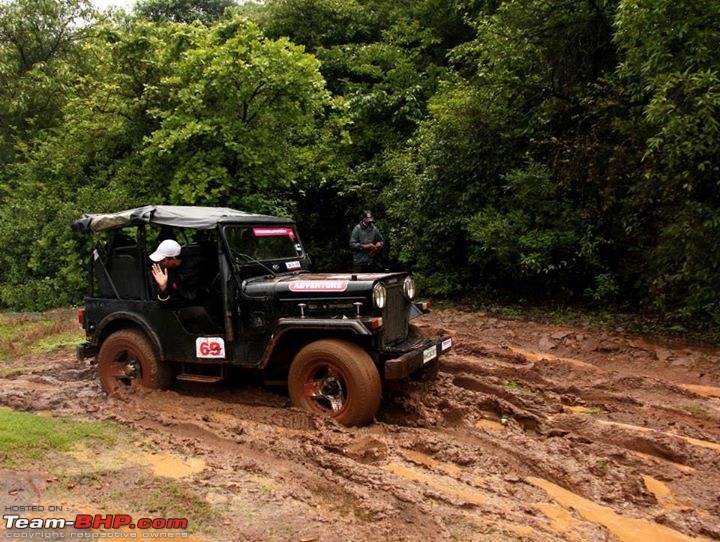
[1,308,719,541]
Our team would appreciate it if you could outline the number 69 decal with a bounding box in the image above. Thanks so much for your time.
[195,337,226,359]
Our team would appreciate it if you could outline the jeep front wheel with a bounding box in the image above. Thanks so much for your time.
[288,339,381,427]
[97,329,172,393]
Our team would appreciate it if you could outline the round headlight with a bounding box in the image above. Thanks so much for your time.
[403,276,416,300]
[373,283,387,309]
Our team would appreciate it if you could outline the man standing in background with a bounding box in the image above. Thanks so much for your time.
[349,210,384,272]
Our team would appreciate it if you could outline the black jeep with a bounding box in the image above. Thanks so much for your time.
[73,205,452,426]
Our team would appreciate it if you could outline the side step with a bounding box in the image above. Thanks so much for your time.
[176,363,226,384]
[176,373,225,384]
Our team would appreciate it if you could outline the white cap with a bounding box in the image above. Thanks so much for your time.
[149,239,182,262]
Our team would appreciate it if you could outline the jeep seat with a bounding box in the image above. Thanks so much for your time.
[95,245,146,299]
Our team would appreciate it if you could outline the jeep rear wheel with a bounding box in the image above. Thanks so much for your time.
[288,339,381,427]
[97,329,172,393]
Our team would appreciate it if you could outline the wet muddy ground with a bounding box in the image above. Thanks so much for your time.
[1,307,719,541]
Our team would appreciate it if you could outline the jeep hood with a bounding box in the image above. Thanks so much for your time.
[243,272,408,297]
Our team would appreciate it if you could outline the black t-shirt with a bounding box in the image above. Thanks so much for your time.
[154,250,202,307]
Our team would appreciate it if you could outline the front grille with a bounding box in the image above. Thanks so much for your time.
[382,284,408,345]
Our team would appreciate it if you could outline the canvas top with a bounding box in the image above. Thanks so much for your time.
[72,205,292,233]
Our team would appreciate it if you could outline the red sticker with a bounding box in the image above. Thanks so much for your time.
[253,227,295,240]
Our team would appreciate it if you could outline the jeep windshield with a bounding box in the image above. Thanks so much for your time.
[224,225,305,269]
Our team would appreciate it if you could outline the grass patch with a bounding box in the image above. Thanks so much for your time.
[107,478,218,533]
[46,455,222,538]
[0,310,82,359]
[0,407,119,467]
[593,458,610,473]
[682,405,707,417]
[504,381,528,392]
[32,330,84,353]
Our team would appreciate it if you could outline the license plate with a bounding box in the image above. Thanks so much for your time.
[441,338,452,351]
[423,345,437,364]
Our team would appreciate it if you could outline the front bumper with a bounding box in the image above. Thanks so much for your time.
[384,335,453,380]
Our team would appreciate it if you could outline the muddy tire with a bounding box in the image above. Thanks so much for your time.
[288,339,381,427]
[97,329,173,393]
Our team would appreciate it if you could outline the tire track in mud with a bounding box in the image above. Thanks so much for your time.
[444,314,720,537]
[1,309,720,540]
[397,312,720,539]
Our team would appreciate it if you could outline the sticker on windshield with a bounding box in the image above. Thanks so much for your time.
[196,337,225,359]
[289,280,348,292]
[253,227,295,240]
[286,261,301,270]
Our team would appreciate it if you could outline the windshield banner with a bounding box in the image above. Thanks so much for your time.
[253,227,295,239]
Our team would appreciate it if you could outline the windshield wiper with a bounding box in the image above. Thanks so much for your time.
[232,250,277,277]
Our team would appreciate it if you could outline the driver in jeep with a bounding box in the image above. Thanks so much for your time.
[149,239,201,307]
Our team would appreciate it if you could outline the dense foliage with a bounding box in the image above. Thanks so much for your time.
[0,0,718,328]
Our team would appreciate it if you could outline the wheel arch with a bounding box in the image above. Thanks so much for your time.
[95,312,164,359]
[260,322,375,374]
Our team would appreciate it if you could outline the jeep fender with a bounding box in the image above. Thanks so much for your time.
[94,311,164,359]
[259,317,372,370]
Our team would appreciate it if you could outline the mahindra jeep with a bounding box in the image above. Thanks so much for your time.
[73,205,452,426]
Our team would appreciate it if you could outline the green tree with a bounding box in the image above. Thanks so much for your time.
[0,14,333,309]
[382,81,515,293]
[252,0,476,270]
[383,0,619,297]
[255,0,379,51]
[614,0,720,323]
[143,17,333,214]
[0,17,176,309]
[0,0,96,168]
[135,0,237,24]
